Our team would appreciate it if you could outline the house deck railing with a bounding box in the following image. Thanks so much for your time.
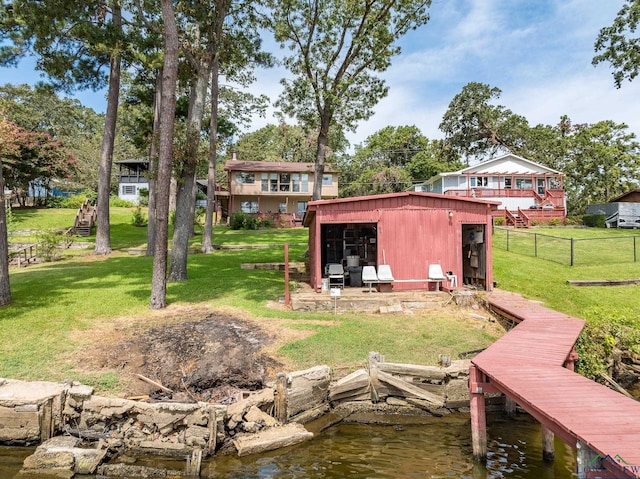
[444,188,564,201]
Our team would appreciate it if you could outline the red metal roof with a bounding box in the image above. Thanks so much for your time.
[224,160,338,173]
[307,191,500,208]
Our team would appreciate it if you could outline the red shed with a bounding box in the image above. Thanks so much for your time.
[303,192,499,292]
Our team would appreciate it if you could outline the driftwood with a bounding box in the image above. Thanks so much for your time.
[134,374,173,394]
[599,372,634,399]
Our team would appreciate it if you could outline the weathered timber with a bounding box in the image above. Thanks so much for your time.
[285,366,331,419]
[368,352,384,403]
[377,362,447,381]
[233,423,313,457]
[274,373,287,423]
[405,398,451,416]
[97,463,185,477]
[328,369,370,401]
[377,370,445,406]
[185,448,202,477]
[567,278,640,286]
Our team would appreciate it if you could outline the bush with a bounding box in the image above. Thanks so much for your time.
[109,196,135,208]
[35,229,66,262]
[493,217,505,226]
[229,211,258,230]
[576,306,640,379]
[583,214,606,228]
[565,216,583,226]
[131,206,148,227]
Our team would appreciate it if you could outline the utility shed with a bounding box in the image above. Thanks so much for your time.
[303,192,499,292]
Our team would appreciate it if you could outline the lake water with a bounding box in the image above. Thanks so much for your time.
[0,412,577,478]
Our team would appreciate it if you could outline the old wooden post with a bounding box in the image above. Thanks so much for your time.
[274,373,288,423]
[505,396,517,417]
[541,425,555,462]
[469,366,487,461]
[284,243,290,307]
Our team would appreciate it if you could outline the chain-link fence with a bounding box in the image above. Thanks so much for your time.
[493,227,639,266]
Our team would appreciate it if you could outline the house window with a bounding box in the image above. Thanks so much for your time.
[515,178,532,189]
[292,173,309,193]
[122,185,136,195]
[297,201,308,215]
[278,201,287,213]
[470,176,488,187]
[504,178,512,189]
[240,201,258,213]
[322,174,333,186]
[279,174,291,191]
[235,172,255,184]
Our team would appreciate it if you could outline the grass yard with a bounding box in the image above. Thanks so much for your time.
[1,207,501,393]
[493,226,640,266]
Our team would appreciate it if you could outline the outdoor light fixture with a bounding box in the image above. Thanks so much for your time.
[448,211,454,218]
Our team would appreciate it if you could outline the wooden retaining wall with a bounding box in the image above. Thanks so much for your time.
[1,354,484,477]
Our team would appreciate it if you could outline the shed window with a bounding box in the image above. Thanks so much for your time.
[122,185,136,195]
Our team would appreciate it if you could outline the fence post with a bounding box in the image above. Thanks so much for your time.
[570,238,574,266]
[635,237,637,263]
[506,229,510,251]
[534,233,538,257]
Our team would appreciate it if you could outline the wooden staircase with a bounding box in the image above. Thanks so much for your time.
[505,209,527,228]
[73,201,97,236]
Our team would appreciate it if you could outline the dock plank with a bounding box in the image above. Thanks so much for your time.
[473,290,640,478]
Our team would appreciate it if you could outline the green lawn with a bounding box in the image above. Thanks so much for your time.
[2,211,638,391]
[493,226,640,266]
[1,208,502,392]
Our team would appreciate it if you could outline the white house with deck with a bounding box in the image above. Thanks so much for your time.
[418,154,566,227]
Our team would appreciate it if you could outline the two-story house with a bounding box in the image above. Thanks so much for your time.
[419,154,566,227]
[225,159,338,226]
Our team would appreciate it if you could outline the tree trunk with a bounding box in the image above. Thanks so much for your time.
[0,164,11,306]
[312,116,331,201]
[146,69,162,256]
[150,0,179,310]
[168,64,209,281]
[202,5,227,253]
[94,0,122,255]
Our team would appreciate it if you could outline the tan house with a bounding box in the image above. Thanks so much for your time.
[224,159,339,226]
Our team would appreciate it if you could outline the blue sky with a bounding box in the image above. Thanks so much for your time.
[2,0,639,150]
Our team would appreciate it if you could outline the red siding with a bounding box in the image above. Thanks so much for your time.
[306,192,497,292]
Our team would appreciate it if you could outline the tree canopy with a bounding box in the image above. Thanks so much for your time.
[266,0,431,199]
[593,0,640,87]
[339,125,462,197]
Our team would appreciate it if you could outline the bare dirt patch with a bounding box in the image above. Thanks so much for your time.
[73,305,319,401]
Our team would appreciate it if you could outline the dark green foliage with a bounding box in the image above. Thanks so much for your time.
[593,0,640,87]
[583,214,607,228]
[229,212,258,230]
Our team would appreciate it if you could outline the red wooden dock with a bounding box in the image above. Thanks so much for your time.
[470,290,640,478]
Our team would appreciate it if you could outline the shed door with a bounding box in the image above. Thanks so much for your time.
[462,224,487,289]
